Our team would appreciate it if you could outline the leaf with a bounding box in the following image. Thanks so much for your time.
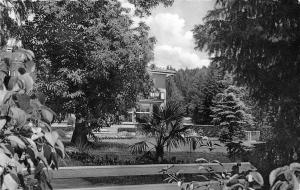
[211,160,223,166]
[0,90,9,105]
[43,144,52,165]
[31,132,44,141]
[0,118,6,130]
[197,174,209,180]
[228,174,239,185]
[270,180,285,190]
[26,147,37,161]
[290,162,300,172]
[227,183,245,189]
[269,166,289,186]
[2,173,18,190]
[0,152,10,167]
[14,94,32,113]
[41,107,55,124]
[35,162,53,190]
[16,48,35,61]
[195,158,209,163]
[129,141,149,154]
[7,135,26,149]
[51,131,59,143]
[159,165,174,173]
[26,137,37,150]
[0,144,14,156]
[18,73,34,93]
[50,152,58,170]
[9,107,28,126]
[55,139,65,158]
[249,171,264,186]
[213,143,221,147]
[24,60,35,72]
[44,132,54,147]
[7,76,18,91]
[11,51,26,63]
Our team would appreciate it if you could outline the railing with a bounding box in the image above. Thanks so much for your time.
[52,162,255,190]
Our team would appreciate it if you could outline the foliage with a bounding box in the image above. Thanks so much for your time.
[211,85,254,142]
[172,67,208,117]
[21,0,157,143]
[192,64,225,124]
[0,41,64,189]
[129,101,199,163]
[193,0,300,165]
[128,0,174,16]
[0,1,64,189]
[162,160,264,190]
[166,77,184,104]
[269,162,300,190]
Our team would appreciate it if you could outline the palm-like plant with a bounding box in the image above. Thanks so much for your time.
[129,101,200,163]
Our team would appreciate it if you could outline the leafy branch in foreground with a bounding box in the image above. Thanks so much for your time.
[162,160,264,190]
[0,40,64,190]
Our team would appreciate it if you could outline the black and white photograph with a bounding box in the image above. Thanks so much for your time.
[0,0,299,189]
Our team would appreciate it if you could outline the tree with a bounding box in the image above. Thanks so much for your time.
[0,1,64,189]
[21,0,157,144]
[192,64,224,124]
[128,0,174,16]
[166,76,184,104]
[193,0,300,169]
[129,102,195,163]
[172,67,208,116]
[210,84,254,157]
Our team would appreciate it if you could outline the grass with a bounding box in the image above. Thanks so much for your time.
[61,137,231,166]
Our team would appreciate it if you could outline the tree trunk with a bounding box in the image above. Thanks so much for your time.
[154,145,164,163]
[71,122,89,145]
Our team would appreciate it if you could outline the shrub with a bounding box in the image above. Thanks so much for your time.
[162,160,264,190]
[0,42,64,189]
[117,127,137,133]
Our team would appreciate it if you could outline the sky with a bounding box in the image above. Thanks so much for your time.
[119,0,215,69]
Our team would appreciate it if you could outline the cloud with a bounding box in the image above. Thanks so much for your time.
[117,1,210,69]
[154,45,210,69]
[147,13,210,69]
[118,0,135,16]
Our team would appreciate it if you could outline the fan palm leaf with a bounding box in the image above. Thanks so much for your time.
[129,141,149,155]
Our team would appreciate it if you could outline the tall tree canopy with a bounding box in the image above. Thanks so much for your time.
[166,76,184,104]
[172,67,208,117]
[21,0,158,143]
[192,64,224,124]
[193,0,300,166]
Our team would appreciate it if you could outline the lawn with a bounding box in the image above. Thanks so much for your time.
[61,137,231,167]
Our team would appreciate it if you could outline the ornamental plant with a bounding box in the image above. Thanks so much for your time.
[269,163,300,190]
[0,39,64,190]
[162,160,264,190]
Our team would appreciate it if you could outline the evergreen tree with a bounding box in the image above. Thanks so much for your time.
[211,85,254,142]
[192,64,224,124]
[211,84,254,158]
[166,76,184,104]
[193,0,300,166]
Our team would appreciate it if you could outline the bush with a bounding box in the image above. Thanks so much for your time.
[0,43,64,189]
[117,127,137,133]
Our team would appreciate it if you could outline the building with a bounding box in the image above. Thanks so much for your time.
[126,66,176,123]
